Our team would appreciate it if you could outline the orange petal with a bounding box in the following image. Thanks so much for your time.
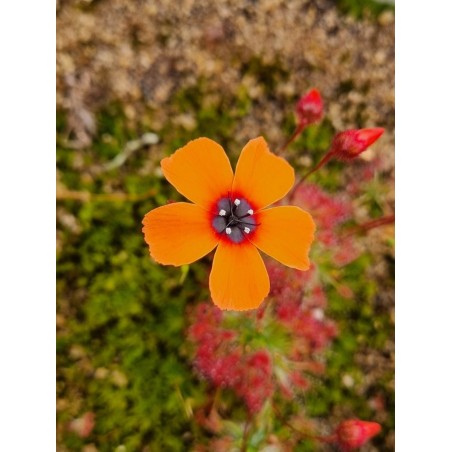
[250,206,315,270]
[209,242,270,311]
[142,202,218,266]
[161,138,234,209]
[232,137,295,210]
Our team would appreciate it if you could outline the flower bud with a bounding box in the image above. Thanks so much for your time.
[335,419,381,450]
[331,128,384,160]
[296,88,324,126]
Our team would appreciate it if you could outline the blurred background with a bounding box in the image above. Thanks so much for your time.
[56,0,394,450]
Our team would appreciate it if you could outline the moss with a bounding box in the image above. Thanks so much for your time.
[336,0,395,20]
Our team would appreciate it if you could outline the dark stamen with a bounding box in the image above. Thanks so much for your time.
[212,196,257,243]
[237,220,261,227]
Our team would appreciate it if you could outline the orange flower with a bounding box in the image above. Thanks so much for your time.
[142,137,315,311]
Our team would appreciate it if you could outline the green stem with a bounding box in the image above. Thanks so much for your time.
[241,413,252,452]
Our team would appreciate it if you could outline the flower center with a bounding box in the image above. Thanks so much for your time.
[212,197,257,243]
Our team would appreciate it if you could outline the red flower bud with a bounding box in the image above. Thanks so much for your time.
[335,419,382,450]
[296,88,324,126]
[331,128,384,160]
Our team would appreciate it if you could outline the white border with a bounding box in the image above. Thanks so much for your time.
[396,1,452,449]
[0,1,55,449]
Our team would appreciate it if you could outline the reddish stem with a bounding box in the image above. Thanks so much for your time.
[360,214,395,231]
[289,150,334,201]
[343,214,395,237]
[279,123,305,154]
[272,403,336,445]
[299,150,334,183]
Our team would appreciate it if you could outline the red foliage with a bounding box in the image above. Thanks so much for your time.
[292,183,352,232]
[235,351,274,413]
[188,256,338,413]
[291,183,361,265]
[188,304,274,413]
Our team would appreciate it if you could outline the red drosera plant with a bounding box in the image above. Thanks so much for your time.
[291,183,352,233]
[188,304,276,414]
[291,182,362,266]
[235,350,274,414]
[187,257,338,415]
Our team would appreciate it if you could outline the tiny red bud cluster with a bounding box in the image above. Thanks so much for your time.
[187,304,274,413]
[292,183,352,231]
[334,419,382,450]
[236,351,273,413]
[187,260,338,413]
[291,183,360,266]
[296,88,324,127]
[331,128,384,160]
